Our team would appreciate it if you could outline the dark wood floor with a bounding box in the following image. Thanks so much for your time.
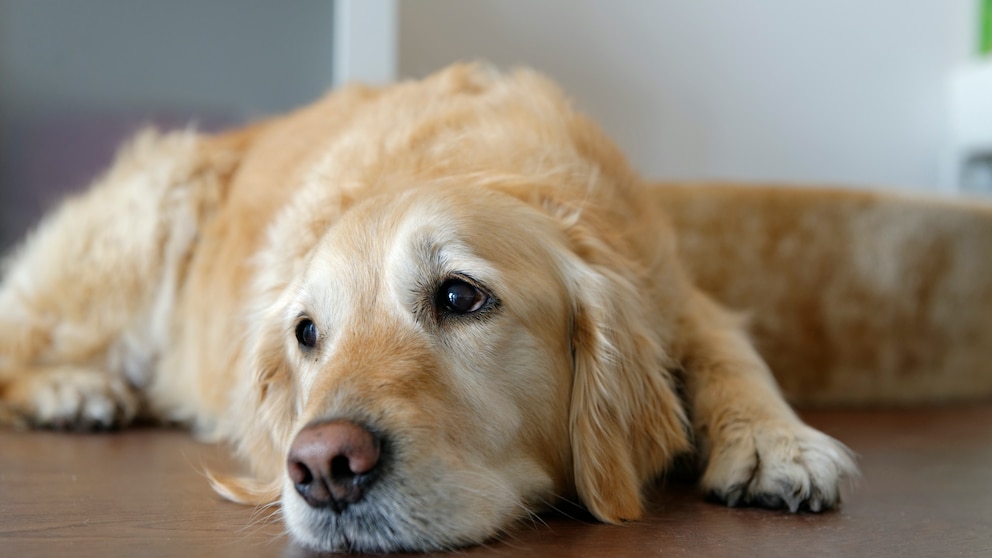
[2,406,991,557]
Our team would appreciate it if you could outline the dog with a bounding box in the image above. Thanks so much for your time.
[0,63,856,552]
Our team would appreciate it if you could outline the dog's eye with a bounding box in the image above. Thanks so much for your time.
[436,278,489,315]
[295,318,319,348]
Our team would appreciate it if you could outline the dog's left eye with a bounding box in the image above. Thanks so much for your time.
[435,278,489,315]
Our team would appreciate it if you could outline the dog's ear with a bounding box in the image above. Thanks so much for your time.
[250,309,297,406]
[564,223,691,523]
[204,305,296,505]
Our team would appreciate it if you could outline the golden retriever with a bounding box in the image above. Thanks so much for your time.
[0,64,856,552]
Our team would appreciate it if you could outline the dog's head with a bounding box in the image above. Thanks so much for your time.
[212,64,691,552]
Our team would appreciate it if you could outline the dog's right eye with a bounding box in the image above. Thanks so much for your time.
[435,278,490,316]
[295,318,319,348]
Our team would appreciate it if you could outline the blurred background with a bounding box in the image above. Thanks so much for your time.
[1,0,990,251]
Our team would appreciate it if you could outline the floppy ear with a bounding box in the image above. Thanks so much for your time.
[207,313,297,505]
[208,298,299,506]
[565,226,691,523]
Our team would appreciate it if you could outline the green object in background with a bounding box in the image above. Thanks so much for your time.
[982,0,992,55]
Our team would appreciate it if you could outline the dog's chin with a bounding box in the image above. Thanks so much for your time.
[281,459,554,553]
[281,487,444,553]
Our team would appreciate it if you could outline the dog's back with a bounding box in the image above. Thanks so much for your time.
[654,183,992,405]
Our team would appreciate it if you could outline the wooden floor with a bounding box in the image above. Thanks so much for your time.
[2,406,991,557]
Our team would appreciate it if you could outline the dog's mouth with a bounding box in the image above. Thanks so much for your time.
[281,464,509,553]
[283,491,411,553]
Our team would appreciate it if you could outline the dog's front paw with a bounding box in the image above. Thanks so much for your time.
[701,421,857,513]
[3,368,139,430]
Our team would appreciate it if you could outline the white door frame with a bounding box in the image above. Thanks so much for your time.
[333,0,397,87]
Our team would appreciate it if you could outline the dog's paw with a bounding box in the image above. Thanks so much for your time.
[701,421,857,513]
[3,368,139,430]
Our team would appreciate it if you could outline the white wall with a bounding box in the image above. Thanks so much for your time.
[400,0,974,192]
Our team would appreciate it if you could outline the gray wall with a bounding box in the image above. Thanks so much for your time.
[0,0,337,251]
[0,0,336,117]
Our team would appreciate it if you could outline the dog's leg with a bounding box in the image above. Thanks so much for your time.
[680,291,857,512]
[0,130,216,429]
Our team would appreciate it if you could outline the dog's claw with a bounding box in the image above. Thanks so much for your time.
[785,495,800,513]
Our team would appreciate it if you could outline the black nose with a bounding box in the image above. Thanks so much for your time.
[287,420,381,512]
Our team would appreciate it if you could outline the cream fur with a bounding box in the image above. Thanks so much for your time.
[16,64,988,552]
[654,184,992,405]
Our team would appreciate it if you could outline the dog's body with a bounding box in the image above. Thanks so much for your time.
[0,65,868,551]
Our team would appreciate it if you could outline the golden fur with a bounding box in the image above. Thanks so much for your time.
[654,184,992,406]
[15,63,980,551]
